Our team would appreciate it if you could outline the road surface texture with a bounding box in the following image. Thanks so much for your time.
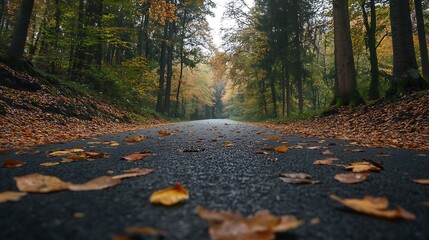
[0,119,428,240]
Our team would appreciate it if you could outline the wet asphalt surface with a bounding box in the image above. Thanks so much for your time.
[0,119,429,240]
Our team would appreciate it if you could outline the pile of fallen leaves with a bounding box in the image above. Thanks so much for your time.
[0,72,165,150]
[264,91,429,151]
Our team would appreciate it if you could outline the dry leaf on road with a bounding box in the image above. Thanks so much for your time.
[121,153,151,161]
[345,161,381,173]
[69,176,120,191]
[124,135,147,143]
[330,195,415,220]
[1,159,25,168]
[197,207,303,240]
[322,150,333,155]
[413,179,429,184]
[223,141,234,147]
[125,227,167,236]
[334,173,370,184]
[280,173,320,184]
[0,191,27,203]
[40,162,60,167]
[15,174,71,193]
[275,146,288,153]
[150,183,189,206]
[112,168,154,180]
[313,158,340,165]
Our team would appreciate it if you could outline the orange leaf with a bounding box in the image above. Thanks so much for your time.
[275,146,289,153]
[0,191,27,203]
[1,159,25,168]
[150,183,189,206]
[158,130,171,136]
[124,135,147,143]
[121,153,150,161]
[330,195,415,220]
[223,141,234,147]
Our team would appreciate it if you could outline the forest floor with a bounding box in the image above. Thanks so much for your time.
[1,62,428,151]
[264,90,429,151]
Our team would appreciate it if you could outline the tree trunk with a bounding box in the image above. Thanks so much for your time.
[175,8,187,117]
[414,0,429,80]
[156,23,169,113]
[333,0,362,106]
[0,0,7,34]
[361,0,380,100]
[8,0,35,62]
[292,0,303,114]
[389,0,427,94]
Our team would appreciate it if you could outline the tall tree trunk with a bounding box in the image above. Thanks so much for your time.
[268,58,277,118]
[361,0,380,100]
[0,0,7,34]
[156,23,169,113]
[175,8,187,117]
[292,0,303,114]
[415,0,429,80]
[164,31,174,114]
[8,0,35,62]
[389,0,427,94]
[333,0,362,106]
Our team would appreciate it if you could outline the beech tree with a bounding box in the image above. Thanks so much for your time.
[8,0,34,62]
[333,0,362,106]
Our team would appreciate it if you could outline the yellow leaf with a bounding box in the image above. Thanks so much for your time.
[330,195,415,220]
[0,191,27,203]
[150,183,189,206]
[40,162,60,167]
[223,141,234,147]
[69,176,120,191]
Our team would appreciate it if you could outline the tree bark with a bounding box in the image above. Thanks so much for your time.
[333,0,362,106]
[8,0,35,62]
[361,0,380,100]
[156,23,169,113]
[414,0,429,80]
[292,0,303,114]
[389,0,426,93]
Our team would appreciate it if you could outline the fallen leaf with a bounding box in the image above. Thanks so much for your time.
[197,207,303,240]
[275,146,289,153]
[330,195,415,220]
[85,152,110,159]
[150,183,189,206]
[413,179,429,184]
[0,151,6,154]
[0,192,27,203]
[345,161,381,173]
[2,159,25,168]
[124,135,147,143]
[223,141,234,147]
[15,174,71,193]
[322,150,333,155]
[313,158,340,165]
[307,146,322,150]
[48,148,84,157]
[256,151,269,155]
[310,217,320,225]
[158,130,171,136]
[112,168,154,180]
[69,176,120,191]
[121,153,150,161]
[268,158,278,162]
[376,152,391,157]
[264,136,280,141]
[40,162,60,167]
[334,173,370,184]
[125,227,167,236]
[178,148,205,153]
[110,142,120,147]
[280,173,320,184]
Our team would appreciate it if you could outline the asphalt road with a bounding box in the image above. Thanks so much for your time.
[0,119,428,240]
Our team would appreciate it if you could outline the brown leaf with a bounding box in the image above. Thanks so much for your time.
[69,176,120,191]
[40,162,60,167]
[112,168,154,180]
[223,141,234,147]
[178,148,205,153]
[279,173,320,184]
[313,158,340,165]
[150,183,189,206]
[15,174,71,193]
[322,150,333,155]
[307,146,322,150]
[158,130,171,136]
[0,191,27,203]
[197,207,303,240]
[330,195,415,220]
[268,158,278,162]
[256,151,269,155]
[2,159,25,168]
[413,179,429,185]
[121,153,150,161]
[334,173,370,184]
[263,136,280,141]
[124,135,147,143]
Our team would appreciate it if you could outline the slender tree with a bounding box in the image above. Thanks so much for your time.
[414,0,429,80]
[332,0,362,106]
[8,0,35,62]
